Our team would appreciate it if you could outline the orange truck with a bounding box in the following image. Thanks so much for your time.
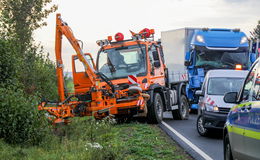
[38,14,189,124]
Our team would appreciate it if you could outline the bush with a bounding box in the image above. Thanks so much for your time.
[0,87,49,145]
[0,40,57,146]
[20,47,58,100]
[0,39,19,86]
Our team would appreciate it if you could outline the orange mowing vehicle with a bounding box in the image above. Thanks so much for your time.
[38,14,189,124]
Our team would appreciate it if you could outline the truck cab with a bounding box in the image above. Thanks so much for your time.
[96,34,166,123]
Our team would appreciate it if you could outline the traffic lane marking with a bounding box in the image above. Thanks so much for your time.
[162,121,214,160]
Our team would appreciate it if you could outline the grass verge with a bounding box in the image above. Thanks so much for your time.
[0,117,192,160]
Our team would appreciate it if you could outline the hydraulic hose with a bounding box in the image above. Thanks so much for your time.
[96,72,115,93]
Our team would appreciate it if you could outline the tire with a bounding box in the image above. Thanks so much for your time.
[172,95,189,120]
[147,93,163,124]
[224,134,233,160]
[196,115,209,136]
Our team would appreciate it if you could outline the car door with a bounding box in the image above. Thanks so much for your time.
[72,53,96,94]
[243,63,260,160]
[148,45,165,85]
[229,62,258,159]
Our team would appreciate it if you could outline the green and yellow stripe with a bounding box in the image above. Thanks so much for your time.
[227,125,260,140]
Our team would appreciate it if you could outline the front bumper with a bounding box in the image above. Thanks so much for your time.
[202,111,228,129]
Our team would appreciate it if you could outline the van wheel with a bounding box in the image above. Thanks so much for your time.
[224,134,233,160]
[147,93,163,124]
[172,95,189,120]
[196,115,209,136]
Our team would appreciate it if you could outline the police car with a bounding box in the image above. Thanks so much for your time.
[223,59,260,160]
[195,69,248,136]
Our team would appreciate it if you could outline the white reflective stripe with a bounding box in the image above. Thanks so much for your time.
[162,121,214,160]
[128,77,137,84]
[140,99,143,105]
[137,100,141,106]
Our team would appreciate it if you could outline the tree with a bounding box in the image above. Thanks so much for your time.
[250,20,260,40]
[0,0,58,97]
[0,0,57,55]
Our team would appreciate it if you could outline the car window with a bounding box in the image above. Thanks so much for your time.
[207,77,244,95]
[74,55,94,73]
[242,63,258,101]
[148,45,158,73]
[252,63,260,101]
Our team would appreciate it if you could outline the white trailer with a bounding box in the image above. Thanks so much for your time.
[161,28,199,83]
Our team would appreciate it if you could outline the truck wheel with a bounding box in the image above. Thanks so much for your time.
[147,93,163,124]
[172,95,189,120]
[196,115,209,136]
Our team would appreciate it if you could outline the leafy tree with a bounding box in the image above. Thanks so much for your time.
[0,0,57,54]
[0,0,58,97]
[250,20,260,40]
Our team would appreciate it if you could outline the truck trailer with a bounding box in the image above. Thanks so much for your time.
[161,28,255,110]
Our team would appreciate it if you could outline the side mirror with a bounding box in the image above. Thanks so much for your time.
[242,90,249,100]
[224,92,238,103]
[154,61,161,68]
[195,90,203,96]
[152,51,160,61]
[184,60,191,66]
[250,53,256,64]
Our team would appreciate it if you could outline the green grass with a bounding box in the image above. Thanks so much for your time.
[65,77,74,93]
[0,117,191,160]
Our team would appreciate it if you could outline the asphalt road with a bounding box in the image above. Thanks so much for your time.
[161,112,223,160]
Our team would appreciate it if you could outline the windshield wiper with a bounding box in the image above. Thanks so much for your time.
[137,41,145,57]
[107,55,116,73]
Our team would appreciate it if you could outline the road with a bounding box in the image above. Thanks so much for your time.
[161,112,223,160]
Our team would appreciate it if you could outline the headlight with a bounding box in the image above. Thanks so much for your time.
[240,36,248,44]
[196,35,204,43]
[205,103,219,112]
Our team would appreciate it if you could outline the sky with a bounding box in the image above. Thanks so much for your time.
[34,0,260,72]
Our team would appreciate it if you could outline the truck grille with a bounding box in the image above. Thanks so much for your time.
[218,107,230,113]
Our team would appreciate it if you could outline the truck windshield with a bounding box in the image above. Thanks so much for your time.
[207,77,244,95]
[195,50,249,70]
[97,45,147,80]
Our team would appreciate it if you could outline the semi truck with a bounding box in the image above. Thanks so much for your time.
[161,28,255,111]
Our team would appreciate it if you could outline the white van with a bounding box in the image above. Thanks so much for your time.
[195,69,248,136]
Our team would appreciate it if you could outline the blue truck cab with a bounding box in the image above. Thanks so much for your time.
[184,28,255,110]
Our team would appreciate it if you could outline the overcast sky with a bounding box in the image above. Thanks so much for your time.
[34,0,260,72]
